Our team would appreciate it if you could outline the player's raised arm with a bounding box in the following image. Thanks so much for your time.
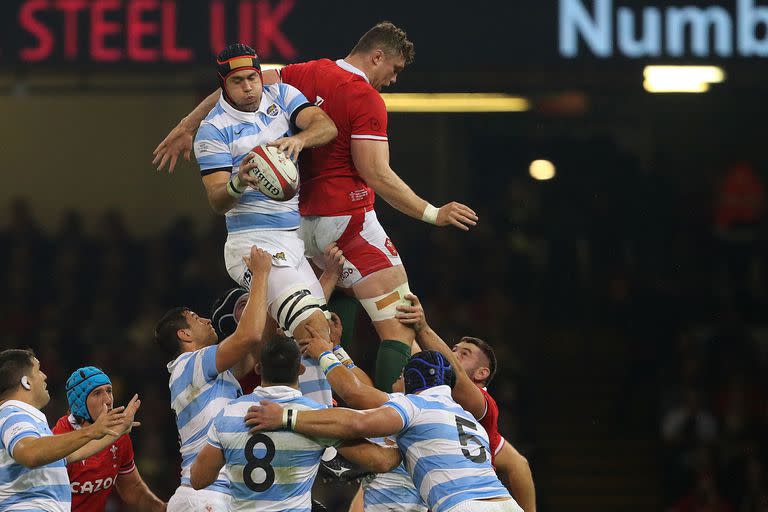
[301,325,388,409]
[214,246,271,373]
[153,68,286,173]
[351,139,478,231]
[395,294,488,420]
[494,439,537,512]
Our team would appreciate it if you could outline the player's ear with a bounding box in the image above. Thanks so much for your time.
[298,363,306,376]
[476,366,490,382]
[254,362,262,376]
[372,49,384,65]
[176,328,193,343]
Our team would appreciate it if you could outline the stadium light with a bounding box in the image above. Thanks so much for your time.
[381,93,530,113]
[529,160,556,181]
[643,65,725,93]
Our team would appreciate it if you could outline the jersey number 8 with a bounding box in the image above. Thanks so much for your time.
[244,433,276,492]
[455,416,488,464]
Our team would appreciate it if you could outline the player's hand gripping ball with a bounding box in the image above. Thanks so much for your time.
[246,145,299,201]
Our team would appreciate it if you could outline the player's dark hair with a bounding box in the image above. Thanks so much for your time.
[260,335,301,385]
[0,349,36,399]
[154,307,191,359]
[458,336,497,385]
[351,21,415,64]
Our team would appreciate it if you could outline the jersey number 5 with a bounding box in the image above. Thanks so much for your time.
[244,433,276,492]
[455,416,488,464]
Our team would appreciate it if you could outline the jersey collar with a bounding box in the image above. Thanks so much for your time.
[336,59,370,83]
[253,385,302,401]
[218,90,271,123]
[0,399,47,422]
[413,385,452,397]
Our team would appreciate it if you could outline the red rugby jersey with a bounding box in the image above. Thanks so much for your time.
[52,415,135,512]
[280,59,389,216]
[478,387,505,463]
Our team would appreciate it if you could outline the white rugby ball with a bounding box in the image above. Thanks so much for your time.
[247,145,299,201]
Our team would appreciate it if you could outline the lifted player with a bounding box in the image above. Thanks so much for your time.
[154,22,478,392]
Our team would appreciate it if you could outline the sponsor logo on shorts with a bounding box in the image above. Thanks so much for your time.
[243,269,253,288]
[384,238,398,257]
[273,252,286,261]
[338,268,354,282]
[267,104,279,117]
[315,95,325,107]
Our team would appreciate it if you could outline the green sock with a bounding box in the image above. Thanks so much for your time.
[375,340,412,392]
[328,293,361,349]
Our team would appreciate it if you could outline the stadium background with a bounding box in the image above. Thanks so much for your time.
[2,0,767,510]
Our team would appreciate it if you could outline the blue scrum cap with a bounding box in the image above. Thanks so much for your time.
[65,366,111,422]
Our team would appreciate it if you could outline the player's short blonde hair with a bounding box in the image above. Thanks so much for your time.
[351,21,415,65]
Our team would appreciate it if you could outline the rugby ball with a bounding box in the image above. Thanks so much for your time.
[247,145,299,201]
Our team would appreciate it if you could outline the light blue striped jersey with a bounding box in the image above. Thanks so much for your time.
[362,437,427,512]
[298,356,332,406]
[194,85,311,235]
[0,400,70,511]
[167,345,242,494]
[206,386,338,512]
[383,386,511,512]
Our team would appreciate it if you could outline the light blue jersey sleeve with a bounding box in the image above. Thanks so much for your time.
[195,122,233,173]
[381,393,412,434]
[276,83,312,123]
[0,411,42,456]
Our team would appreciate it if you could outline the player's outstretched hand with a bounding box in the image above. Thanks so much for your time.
[328,312,343,345]
[243,246,272,277]
[245,400,285,433]
[395,293,427,333]
[436,202,478,231]
[152,120,194,173]
[89,405,127,440]
[299,324,334,360]
[120,394,142,434]
[321,243,346,276]
[268,136,304,162]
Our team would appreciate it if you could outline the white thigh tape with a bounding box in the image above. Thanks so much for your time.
[270,286,328,336]
[359,282,412,322]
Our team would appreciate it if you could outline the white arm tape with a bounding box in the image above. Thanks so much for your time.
[421,204,439,225]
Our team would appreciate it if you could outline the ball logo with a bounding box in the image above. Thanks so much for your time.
[253,169,281,197]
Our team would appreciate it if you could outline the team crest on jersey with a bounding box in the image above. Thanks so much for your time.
[384,238,398,257]
[370,118,380,130]
[267,104,279,117]
[273,252,286,261]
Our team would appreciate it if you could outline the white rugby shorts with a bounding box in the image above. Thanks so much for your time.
[299,208,403,288]
[167,486,231,512]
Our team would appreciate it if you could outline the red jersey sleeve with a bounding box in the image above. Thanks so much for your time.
[348,84,388,142]
[117,435,136,474]
[279,61,311,88]
[478,388,503,460]
[51,416,72,434]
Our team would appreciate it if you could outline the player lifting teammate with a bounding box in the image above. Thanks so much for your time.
[153,22,479,392]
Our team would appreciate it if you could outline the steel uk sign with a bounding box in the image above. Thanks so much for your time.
[0,0,299,64]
